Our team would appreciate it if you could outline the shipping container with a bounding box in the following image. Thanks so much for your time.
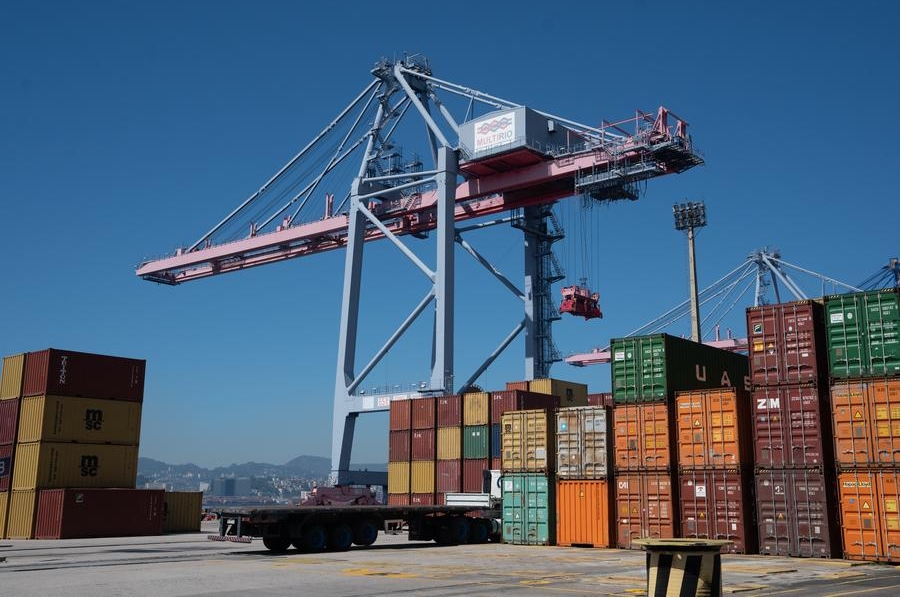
[12,442,138,490]
[387,461,410,495]
[505,381,530,392]
[0,491,7,538]
[411,429,436,461]
[615,471,677,549]
[490,390,559,424]
[676,388,753,470]
[0,353,25,401]
[23,349,146,401]
[463,425,489,459]
[463,392,490,426]
[678,469,757,554]
[436,459,461,493]
[410,492,437,506]
[436,427,461,460]
[388,430,410,462]
[529,378,588,408]
[388,398,411,431]
[34,488,164,539]
[831,377,900,469]
[556,406,610,479]
[6,489,37,539]
[410,396,436,430]
[825,289,900,378]
[436,395,462,427]
[752,384,835,469]
[411,461,435,494]
[502,472,555,545]
[613,402,673,471]
[555,479,612,548]
[0,444,12,492]
[163,491,203,533]
[746,300,827,386]
[17,395,142,445]
[755,468,839,558]
[501,409,555,472]
[0,398,18,445]
[463,458,489,493]
[838,470,899,563]
[611,334,749,402]
[587,392,614,407]
[386,493,409,505]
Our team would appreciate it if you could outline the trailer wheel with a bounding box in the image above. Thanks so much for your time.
[435,516,469,545]
[262,536,291,552]
[352,519,379,546]
[327,523,354,551]
[300,525,327,552]
[468,518,490,544]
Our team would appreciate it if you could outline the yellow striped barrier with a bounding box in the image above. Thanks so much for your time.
[633,539,733,597]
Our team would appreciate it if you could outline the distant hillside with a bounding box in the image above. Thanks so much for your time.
[138,456,386,480]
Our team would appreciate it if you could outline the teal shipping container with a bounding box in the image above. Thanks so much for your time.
[501,473,555,545]
[825,288,900,378]
[463,425,489,459]
[611,334,750,402]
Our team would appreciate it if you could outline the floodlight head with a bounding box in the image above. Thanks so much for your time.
[674,201,707,231]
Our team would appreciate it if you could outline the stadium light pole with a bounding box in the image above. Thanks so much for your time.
[673,201,707,343]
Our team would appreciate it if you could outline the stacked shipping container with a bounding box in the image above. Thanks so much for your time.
[0,353,26,538]
[501,409,556,545]
[825,289,899,564]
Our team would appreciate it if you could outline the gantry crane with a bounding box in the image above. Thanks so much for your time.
[136,55,703,485]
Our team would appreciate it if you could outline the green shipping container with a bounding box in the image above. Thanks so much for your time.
[611,334,750,402]
[825,289,900,378]
[501,473,555,545]
[463,425,489,458]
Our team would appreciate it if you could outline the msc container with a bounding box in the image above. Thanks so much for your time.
[411,429,436,461]
[23,349,146,401]
[0,353,25,400]
[555,479,612,548]
[388,398,411,431]
[615,470,677,549]
[528,378,588,408]
[5,489,38,539]
[746,300,827,386]
[163,491,203,533]
[679,469,757,554]
[463,392,490,426]
[0,491,7,538]
[410,396,436,429]
[556,406,610,479]
[410,461,435,494]
[463,458,489,493]
[436,459,461,493]
[751,384,834,469]
[0,444,12,492]
[676,388,753,470]
[17,395,142,445]
[12,442,138,490]
[490,390,559,424]
[613,402,673,471]
[34,488,164,539]
[463,425,489,458]
[501,409,555,472]
[388,430,410,462]
[436,426,461,460]
[755,468,838,558]
[502,472,556,545]
[505,380,530,392]
[436,395,462,427]
[838,470,899,563]
[825,288,900,378]
[831,377,900,469]
[387,461,410,494]
[1,398,18,444]
[611,334,749,402]
[587,392,614,407]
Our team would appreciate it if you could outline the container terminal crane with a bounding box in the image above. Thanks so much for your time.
[136,55,703,486]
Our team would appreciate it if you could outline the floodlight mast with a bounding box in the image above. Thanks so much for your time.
[674,201,707,343]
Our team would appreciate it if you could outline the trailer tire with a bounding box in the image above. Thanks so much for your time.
[352,519,379,546]
[327,523,354,551]
[262,536,291,552]
[435,516,469,545]
[300,525,327,552]
[468,518,490,544]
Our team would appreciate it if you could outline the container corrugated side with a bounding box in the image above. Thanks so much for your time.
[389,398,411,431]
[12,442,138,490]
[388,430,411,462]
[436,427,461,460]
[17,395,142,445]
[436,459,461,493]
[410,461,435,494]
[35,488,164,539]
[505,381,530,392]
[676,388,753,470]
[463,392,489,426]
[463,425,489,459]
[679,469,757,554]
[463,458,488,493]
[555,479,611,548]
[615,471,677,549]
[0,398,18,445]
[437,395,462,427]
[410,396,436,430]
[411,429,436,461]
[0,491,7,538]
[501,409,555,472]
[752,384,834,469]
[755,468,838,558]
[746,300,827,386]
[490,390,559,424]
[831,377,900,469]
[163,491,203,533]
[502,473,556,545]
[838,470,899,563]
[613,402,672,471]
[556,406,609,479]
[825,289,900,378]
[0,444,12,492]
[387,461,410,494]
[23,349,146,401]
[6,489,37,539]
[0,353,25,400]
[387,493,409,505]
[528,378,588,408]
[587,392,614,407]
[410,492,436,505]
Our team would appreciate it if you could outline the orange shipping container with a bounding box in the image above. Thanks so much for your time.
[556,479,612,548]
[613,402,672,471]
[675,388,752,470]
[615,471,677,549]
[838,470,899,563]
[831,378,900,469]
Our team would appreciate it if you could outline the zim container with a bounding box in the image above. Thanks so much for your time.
[0,444,12,492]
[675,388,753,470]
[615,470,677,549]
[838,470,900,563]
[746,300,827,386]
[555,479,612,548]
[17,395,142,445]
[678,469,757,554]
[410,397,436,429]
[528,378,588,408]
[831,377,900,469]
[755,468,839,558]
[751,384,834,469]
[436,395,462,427]
[0,353,25,400]
[556,406,610,479]
[12,442,138,491]
[490,390,559,424]
[825,288,900,378]
[163,491,203,533]
[388,398,411,431]
[613,402,673,471]
[501,409,555,472]
[34,488,164,539]
[23,349,146,401]
[1,398,18,444]
[502,472,556,545]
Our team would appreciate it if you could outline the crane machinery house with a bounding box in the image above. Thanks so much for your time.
[460,107,585,162]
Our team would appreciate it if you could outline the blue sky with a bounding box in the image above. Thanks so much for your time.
[1,1,897,468]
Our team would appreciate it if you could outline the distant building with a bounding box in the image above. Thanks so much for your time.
[210,477,252,496]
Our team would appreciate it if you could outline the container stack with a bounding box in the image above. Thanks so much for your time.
[0,354,26,539]
[824,288,899,564]
[387,397,413,505]
[463,391,490,493]
[746,300,841,558]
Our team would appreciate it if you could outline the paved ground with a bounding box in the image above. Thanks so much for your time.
[0,522,897,596]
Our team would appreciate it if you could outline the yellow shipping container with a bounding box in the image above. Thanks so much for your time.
[0,353,26,400]
[12,442,138,490]
[18,395,142,445]
[437,426,462,460]
[6,489,37,539]
[163,491,203,533]
[529,378,588,408]
[388,461,410,494]
[0,491,7,538]
[411,460,435,493]
[463,392,489,426]
[502,409,556,472]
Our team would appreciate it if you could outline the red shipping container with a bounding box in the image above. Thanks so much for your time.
[436,459,461,493]
[386,493,409,505]
[436,395,462,427]
[755,468,839,558]
[490,390,559,424]
[505,381,530,392]
[389,398,411,431]
[752,384,834,469]
[746,300,827,386]
[615,471,677,549]
[463,458,489,493]
[410,493,436,506]
[587,393,614,407]
[34,488,164,539]
[491,457,502,471]
[23,349,145,401]
[679,470,757,554]
[388,430,410,462]
[0,444,12,492]
[411,397,436,430]
[0,399,18,444]
[411,429,436,461]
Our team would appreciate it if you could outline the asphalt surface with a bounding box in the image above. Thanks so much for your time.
[0,522,897,596]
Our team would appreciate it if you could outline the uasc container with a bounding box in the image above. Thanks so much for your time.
[831,377,900,469]
[17,395,142,445]
[528,378,588,408]
[490,390,558,424]
[838,470,899,563]
[676,388,753,470]
[556,406,610,479]
[556,479,612,548]
[0,353,26,400]
[613,402,672,471]
[825,288,900,378]
[12,442,138,490]
[501,409,555,472]
[746,300,827,386]
[679,469,757,554]
[23,349,146,401]
[751,384,834,469]
[615,471,677,549]
[755,468,838,558]
[35,488,164,539]
[502,472,556,545]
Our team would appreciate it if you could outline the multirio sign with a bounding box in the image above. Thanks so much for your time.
[474,112,516,152]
